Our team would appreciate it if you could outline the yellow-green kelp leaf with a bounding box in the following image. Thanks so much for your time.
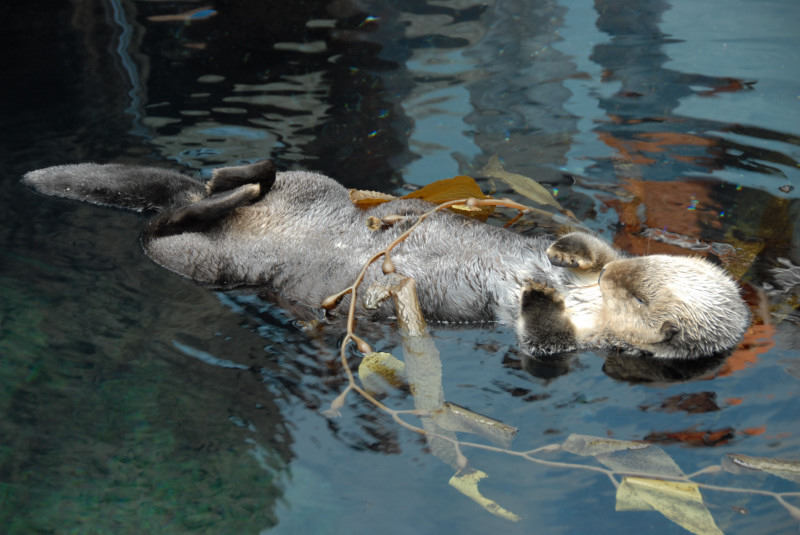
[562,434,684,478]
[481,155,562,209]
[724,453,800,483]
[431,402,517,448]
[358,352,405,394]
[449,468,521,522]
[561,434,650,456]
[617,477,723,535]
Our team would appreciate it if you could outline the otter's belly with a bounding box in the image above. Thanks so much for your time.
[561,273,603,340]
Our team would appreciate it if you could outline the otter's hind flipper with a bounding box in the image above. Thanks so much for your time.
[547,232,620,272]
[145,183,261,238]
[206,160,276,197]
[22,163,205,212]
[144,160,277,238]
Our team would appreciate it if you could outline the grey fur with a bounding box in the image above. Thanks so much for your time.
[22,160,751,359]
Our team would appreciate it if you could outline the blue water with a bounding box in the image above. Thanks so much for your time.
[1,0,799,533]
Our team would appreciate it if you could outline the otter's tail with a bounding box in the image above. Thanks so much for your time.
[22,163,206,213]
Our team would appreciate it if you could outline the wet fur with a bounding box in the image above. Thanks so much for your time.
[22,160,751,359]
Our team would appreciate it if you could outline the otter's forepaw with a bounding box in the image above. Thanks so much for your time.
[517,281,577,356]
[521,281,564,307]
[546,232,619,272]
[547,248,593,270]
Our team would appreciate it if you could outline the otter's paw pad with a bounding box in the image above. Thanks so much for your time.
[521,281,564,307]
[546,232,617,272]
[546,236,596,270]
[547,249,592,270]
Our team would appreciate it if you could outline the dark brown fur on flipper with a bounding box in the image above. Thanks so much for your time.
[145,183,261,238]
[22,163,205,212]
[206,159,276,198]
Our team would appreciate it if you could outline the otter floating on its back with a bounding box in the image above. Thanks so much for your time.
[22,160,750,359]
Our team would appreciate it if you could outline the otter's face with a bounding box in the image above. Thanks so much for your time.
[595,255,750,359]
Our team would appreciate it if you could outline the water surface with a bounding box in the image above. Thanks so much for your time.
[1,0,799,533]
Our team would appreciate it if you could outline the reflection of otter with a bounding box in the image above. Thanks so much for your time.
[602,351,729,385]
[23,160,750,359]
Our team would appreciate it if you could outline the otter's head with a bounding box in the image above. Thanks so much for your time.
[595,255,750,359]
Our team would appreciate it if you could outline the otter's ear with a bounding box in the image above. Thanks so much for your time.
[661,321,680,341]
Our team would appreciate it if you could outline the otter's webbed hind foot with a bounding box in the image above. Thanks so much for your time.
[21,163,206,212]
[146,160,278,238]
[145,183,261,238]
[546,232,620,272]
[516,282,578,355]
[206,160,276,199]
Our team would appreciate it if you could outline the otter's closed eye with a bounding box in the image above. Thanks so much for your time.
[629,288,649,306]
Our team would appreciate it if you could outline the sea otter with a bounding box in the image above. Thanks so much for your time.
[22,160,750,359]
